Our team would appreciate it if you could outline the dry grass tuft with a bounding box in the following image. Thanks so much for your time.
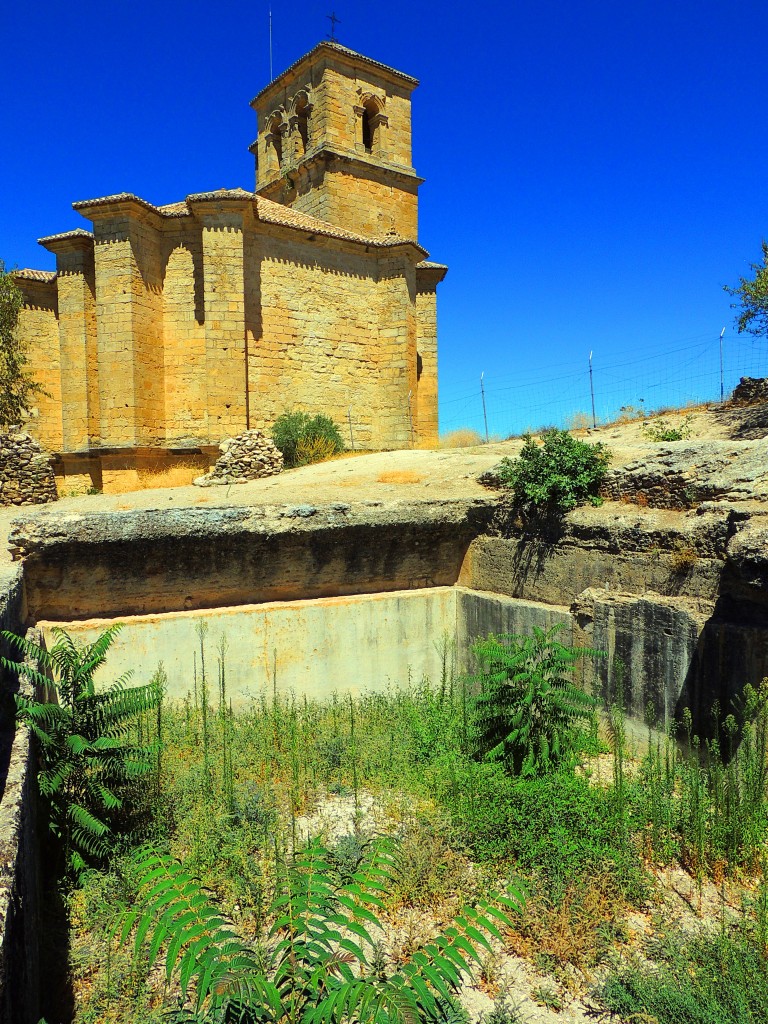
[439,428,484,449]
[295,435,338,466]
[565,412,596,432]
[107,461,206,494]
[670,542,698,573]
[507,871,628,977]
[377,470,423,485]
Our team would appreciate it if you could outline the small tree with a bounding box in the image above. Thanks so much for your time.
[471,625,599,776]
[2,624,163,874]
[0,259,46,428]
[724,240,768,339]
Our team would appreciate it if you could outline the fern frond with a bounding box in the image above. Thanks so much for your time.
[0,630,56,671]
[4,658,57,694]
[127,847,265,1017]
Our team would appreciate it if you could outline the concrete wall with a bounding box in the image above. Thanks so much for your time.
[37,587,588,707]
[39,588,459,705]
[582,590,768,736]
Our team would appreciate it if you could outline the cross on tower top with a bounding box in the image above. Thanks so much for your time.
[326,11,341,41]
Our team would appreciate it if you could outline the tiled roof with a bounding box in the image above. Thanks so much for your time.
[71,187,428,256]
[416,260,448,270]
[186,187,254,203]
[251,41,418,106]
[72,192,159,214]
[155,201,190,216]
[38,228,94,244]
[13,269,56,283]
[255,196,425,252]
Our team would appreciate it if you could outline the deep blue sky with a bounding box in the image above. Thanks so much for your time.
[3,0,767,435]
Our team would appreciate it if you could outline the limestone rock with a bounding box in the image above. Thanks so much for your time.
[601,437,768,509]
[730,376,768,407]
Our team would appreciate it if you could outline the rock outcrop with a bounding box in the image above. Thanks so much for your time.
[730,376,768,406]
[600,438,768,509]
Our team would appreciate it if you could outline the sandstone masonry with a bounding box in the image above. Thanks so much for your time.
[0,434,57,507]
[13,43,445,494]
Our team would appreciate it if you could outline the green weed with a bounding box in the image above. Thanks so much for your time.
[598,929,768,1024]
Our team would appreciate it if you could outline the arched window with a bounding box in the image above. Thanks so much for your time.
[267,115,284,171]
[294,93,310,153]
[361,98,379,152]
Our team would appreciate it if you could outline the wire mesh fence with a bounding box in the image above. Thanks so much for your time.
[438,330,767,440]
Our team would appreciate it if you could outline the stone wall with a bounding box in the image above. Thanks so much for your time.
[246,230,420,450]
[195,430,283,486]
[0,569,42,1024]
[730,377,768,406]
[16,200,438,464]
[12,274,62,453]
[0,433,57,506]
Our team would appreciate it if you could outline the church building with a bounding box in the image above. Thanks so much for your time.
[13,42,446,491]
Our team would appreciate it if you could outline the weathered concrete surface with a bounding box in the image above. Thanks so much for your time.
[39,587,575,706]
[456,589,573,674]
[12,498,495,622]
[40,589,460,704]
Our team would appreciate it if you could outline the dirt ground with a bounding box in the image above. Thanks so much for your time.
[0,401,737,572]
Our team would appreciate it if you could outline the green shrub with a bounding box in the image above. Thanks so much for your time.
[639,683,768,875]
[496,429,610,522]
[470,625,599,776]
[598,929,768,1023]
[446,761,647,903]
[641,414,693,442]
[271,410,344,468]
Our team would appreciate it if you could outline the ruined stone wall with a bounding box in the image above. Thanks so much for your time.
[0,434,57,506]
[0,570,42,1024]
[196,430,282,486]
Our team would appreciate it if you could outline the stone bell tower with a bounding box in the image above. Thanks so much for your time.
[250,41,423,240]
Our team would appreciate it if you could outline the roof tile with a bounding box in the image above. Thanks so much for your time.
[13,269,57,283]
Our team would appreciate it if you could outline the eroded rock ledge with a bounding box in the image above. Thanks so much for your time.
[10,498,496,621]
